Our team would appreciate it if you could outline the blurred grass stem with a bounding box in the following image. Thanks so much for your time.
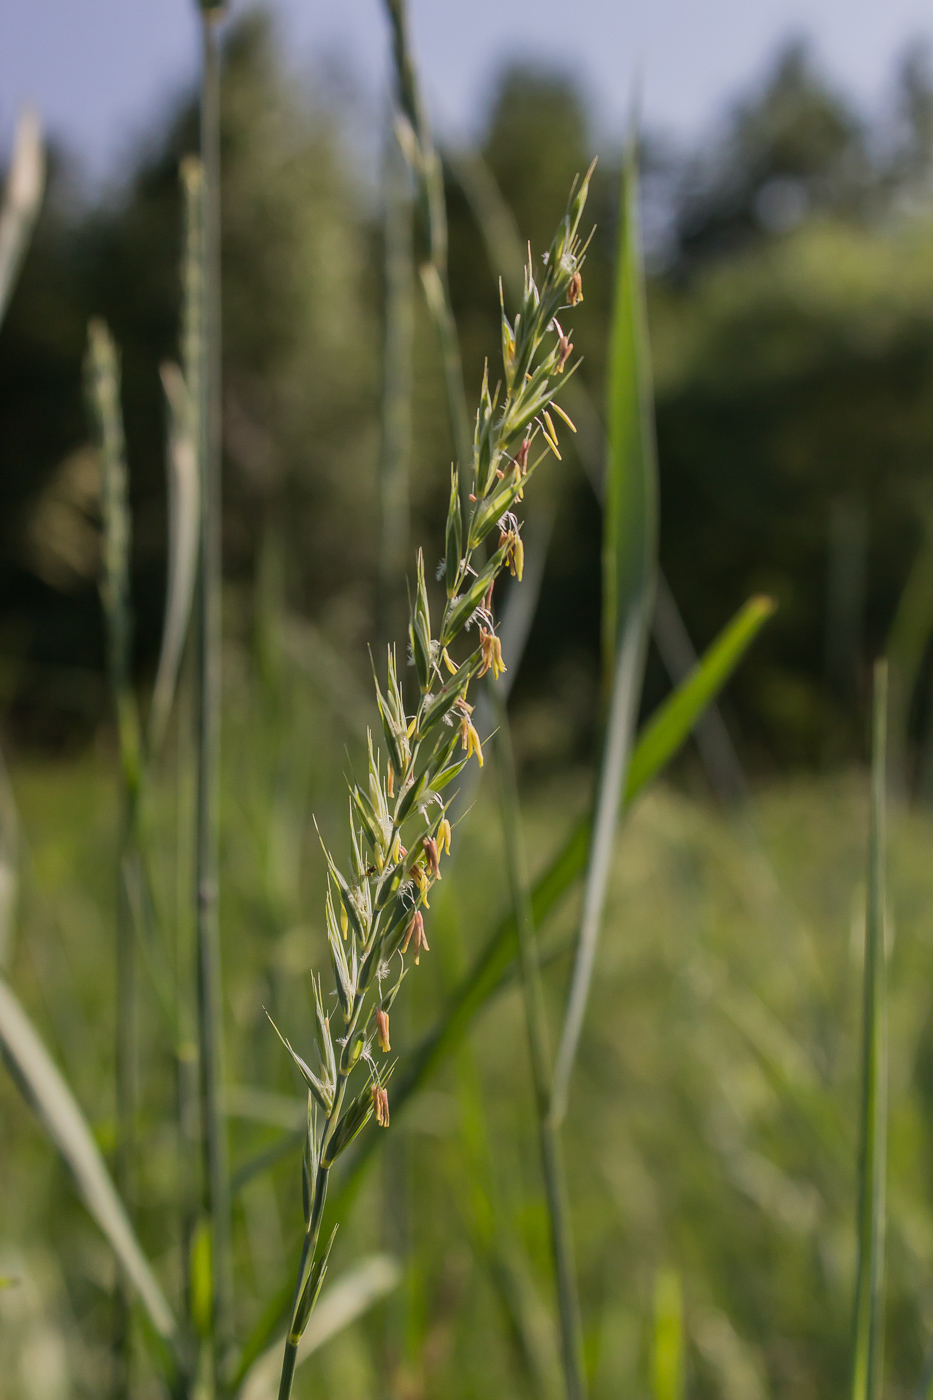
[196,3,232,1370]
[491,691,588,1400]
[851,660,888,1400]
[378,125,414,639]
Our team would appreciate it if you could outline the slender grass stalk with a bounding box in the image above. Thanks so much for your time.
[550,145,658,1127]
[490,691,587,1400]
[195,2,232,1371]
[851,660,889,1400]
[886,528,933,792]
[378,123,415,641]
[383,0,472,475]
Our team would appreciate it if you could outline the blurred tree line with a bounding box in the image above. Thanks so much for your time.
[4,11,933,769]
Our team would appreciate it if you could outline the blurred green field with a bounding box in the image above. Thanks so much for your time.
[4,622,933,1399]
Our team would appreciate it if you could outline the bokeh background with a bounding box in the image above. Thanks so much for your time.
[6,3,933,1398]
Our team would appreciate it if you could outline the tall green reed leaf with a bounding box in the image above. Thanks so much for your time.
[453,149,750,811]
[0,976,180,1358]
[550,144,658,1125]
[0,107,44,326]
[851,660,889,1400]
[195,2,233,1366]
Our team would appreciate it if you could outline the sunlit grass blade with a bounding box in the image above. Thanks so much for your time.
[149,362,200,753]
[0,975,179,1356]
[332,592,773,1210]
[652,1268,684,1400]
[549,142,658,1126]
[0,107,44,327]
[851,660,888,1400]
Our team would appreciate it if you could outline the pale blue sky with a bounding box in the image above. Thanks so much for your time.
[2,0,932,183]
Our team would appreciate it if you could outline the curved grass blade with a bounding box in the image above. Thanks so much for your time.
[549,142,658,1126]
[0,975,179,1352]
[149,363,200,753]
[850,661,888,1400]
[0,107,44,328]
[236,1255,400,1400]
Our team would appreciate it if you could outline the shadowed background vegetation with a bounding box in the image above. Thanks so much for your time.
[7,16,933,767]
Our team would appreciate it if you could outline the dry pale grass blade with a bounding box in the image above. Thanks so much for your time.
[148,363,200,752]
[550,144,659,1126]
[0,107,44,328]
[0,976,179,1350]
[851,661,888,1400]
[236,1255,400,1400]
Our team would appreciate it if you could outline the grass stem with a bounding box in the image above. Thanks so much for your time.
[490,689,588,1400]
[851,659,888,1400]
[196,4,232,1369]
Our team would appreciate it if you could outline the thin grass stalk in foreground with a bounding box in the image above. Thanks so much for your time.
[0,107,44,326]
[851,660,889,1400]
[490,691,587,1400]
[551,146,658,1126]
[270,174,594,1400]
[195,0,232,1369]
